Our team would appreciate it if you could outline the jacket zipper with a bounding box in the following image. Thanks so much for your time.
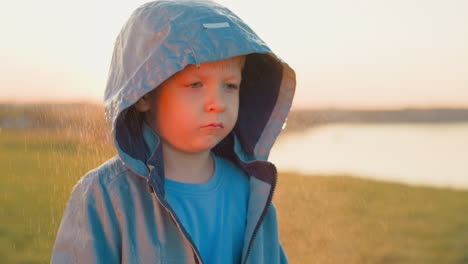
[242,161,278,264]
[148,183,204,264]
[118,159,203,264]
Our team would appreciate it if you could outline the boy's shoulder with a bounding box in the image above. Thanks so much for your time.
[73,155,134,194]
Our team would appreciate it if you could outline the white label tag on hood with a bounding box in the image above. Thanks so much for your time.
[202,22,230,29]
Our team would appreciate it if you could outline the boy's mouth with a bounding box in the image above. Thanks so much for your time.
[202,122,224,128]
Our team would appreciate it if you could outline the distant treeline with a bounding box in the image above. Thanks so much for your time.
[1,103,467,132]
[284,108,468,133]
[0,103,107,130]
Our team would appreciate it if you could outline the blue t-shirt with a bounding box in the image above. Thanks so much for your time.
[164,151,250,264]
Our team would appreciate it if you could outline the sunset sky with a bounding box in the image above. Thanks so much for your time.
[1,0,467,109]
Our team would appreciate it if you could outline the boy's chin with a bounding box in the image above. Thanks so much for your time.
[186,138,225,153]
[190,143,220,153]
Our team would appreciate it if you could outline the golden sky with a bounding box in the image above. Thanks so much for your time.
[1,0,467,109]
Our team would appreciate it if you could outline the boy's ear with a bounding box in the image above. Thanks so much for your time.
[134,94,151,112]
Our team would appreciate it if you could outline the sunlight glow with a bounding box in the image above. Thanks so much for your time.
[1,0,467,109]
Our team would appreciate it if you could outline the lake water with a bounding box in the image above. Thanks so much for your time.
[269,122,468,190]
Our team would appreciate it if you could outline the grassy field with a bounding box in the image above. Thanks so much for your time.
[1,127,468,263]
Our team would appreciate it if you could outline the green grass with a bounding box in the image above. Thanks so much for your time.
[0,128,115,263]
[275,173,468,264]
[1,128,468,263]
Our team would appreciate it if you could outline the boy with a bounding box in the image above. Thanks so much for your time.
[51,0,295,263]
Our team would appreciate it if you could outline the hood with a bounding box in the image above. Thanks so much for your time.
[103,0,296,179]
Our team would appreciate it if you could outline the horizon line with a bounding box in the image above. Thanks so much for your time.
[1,98,468,111]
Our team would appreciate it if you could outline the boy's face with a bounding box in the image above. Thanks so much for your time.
[145,56,244,153]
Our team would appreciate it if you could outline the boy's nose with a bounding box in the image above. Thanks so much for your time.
[204,84,226,113]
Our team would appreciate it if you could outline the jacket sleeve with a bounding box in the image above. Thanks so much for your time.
[279,243,288,264]
[51,173,121,263]
[274,205,288,264]
[259,202,288,264]
[271,203,289,264]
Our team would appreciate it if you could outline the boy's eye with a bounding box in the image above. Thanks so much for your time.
[187,82,202,89]
[225,83,239,90]
[186,82,239,90]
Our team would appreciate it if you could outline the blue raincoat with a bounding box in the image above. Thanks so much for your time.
[51,0,296,263]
